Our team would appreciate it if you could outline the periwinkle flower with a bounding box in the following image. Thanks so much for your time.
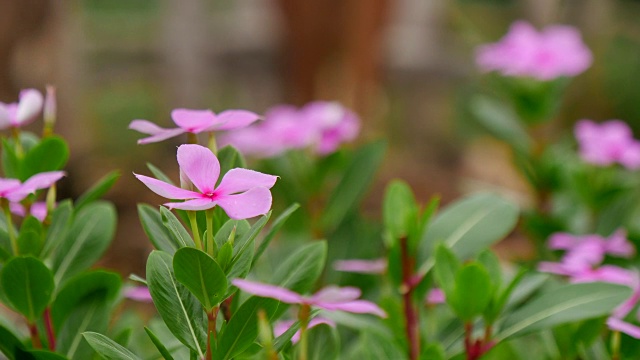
[0,89,44,130]
[575,119,640,169]
[232,279,386,318]
[333,258,387,274]
[130,108,260,144]
[135,144,277,219]
[10,201,49,222]
[274,318,335,343]
[124,286,153,302]
[476,21,592,80]
[0,171,65,203]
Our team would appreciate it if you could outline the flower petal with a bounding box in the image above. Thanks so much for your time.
[333,259,387,274]
[0,104,10,130]
[165,198,215,211]
[216,187,272,220]
[232,279,303,304]
[317,299,387,318]
[16,89,43,126]
[135,174,200,200]
[9,171,66,202]
[210,110,260,131]
[607,317,640,339]
[129,120,185,144]
[311,286,361,303]
[177,144,220,194]
[124,286,153,302]
[216,168,277,195]
[172,109,216,133]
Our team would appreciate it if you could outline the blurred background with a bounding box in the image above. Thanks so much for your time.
[1,0,640,276]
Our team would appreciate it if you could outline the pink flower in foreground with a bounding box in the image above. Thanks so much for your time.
[0,171,65,203]
[274,317,336,343]
[124,286,153,302]
[0,89,44,130]
[219,101,360,158]
[476,21,592,80]
[232,279,386,318]
[333,258,387,274]
[574,120,640,169]
[130,108,260,144]
[10,201,49,222]
[607,287,640,338]
[135,144,277,219]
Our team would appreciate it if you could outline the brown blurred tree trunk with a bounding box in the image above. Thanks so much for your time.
[276,0,390,115]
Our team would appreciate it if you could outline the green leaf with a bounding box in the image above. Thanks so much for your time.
[322,140,386,230]
[52,271,121,331]
[218,145,247,177]
[75,171,120,210]
[477,250,502,289]
[138,204,180,254]
[272,241,327,293]
[0,324,25,360]
[83,332,141,360]
[253,203,299,267]
[420,344,445,360]
[216,297,279,360]
[449,263,492,321]
[217,242,233,271]
[160,207,195,248]
[383,180,418,247]
[41,200,73,259]
[2,139,20,179]
[497,282,632,341]
[144,327,175,360]
[18,216,44,256]
[433,244,460,297]
[146,251,206,357]
[146,163,175,185]
[21,350,69,360]
[1,256,54,321]
[56,294,110,360]
[20,136,69,180]
[418,193,518,276]
[307,324,339,360]
[469,95,532,153]
[173,247,227,311]
[484,268,527,324]
[51,202,117,284]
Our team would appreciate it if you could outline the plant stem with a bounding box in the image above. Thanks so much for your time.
[44,308,56,350]
[188,211,203,250]
[205,307,219,360]
[187,133,198,144]
[28,321,42,349]
[2,201,18,255]
[611,330,621,360]
[297,304,311,360]
[205,209,215,257]
[208,132,218,154]
[400,237,419,360]
[11,127,23,158]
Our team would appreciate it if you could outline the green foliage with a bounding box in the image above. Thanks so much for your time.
[271,241,327,294]
[19,136,69,181]
[173,247,227,311]
[83,332,141,360]
[0,256,54,321]
[75,171,120,211]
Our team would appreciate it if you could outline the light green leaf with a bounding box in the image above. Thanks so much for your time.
[83,332,141,360]
[138,204,180,254]
[75,171,120,210]
[1,256,54,321]
[272,241,326,294]
[173,248,227,311]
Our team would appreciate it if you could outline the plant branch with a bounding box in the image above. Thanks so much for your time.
[400,236,419,360]
[44,308,56,350]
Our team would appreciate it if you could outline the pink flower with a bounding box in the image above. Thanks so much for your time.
[575,120,640,169]
[607,287,640,338]
[219,101,360,157]
[274,317,335,343]
[232,279,386,318]
[0,89,44,130]
[333,258,387,274]
[124,286,153,302]
[130,108,260,144]
[10,201,49,222]
[476,21,592,80]
[0,171,65,203]
[135,144,277,219]
[426,288,446,305]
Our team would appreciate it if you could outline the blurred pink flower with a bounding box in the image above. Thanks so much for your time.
[607,287,640,338]
[135,144,277,219]
[0,89,44,130]
[219,101,360,157]
[476,21,592,80]
[274,317,335,343]
[0,171,65,203]
[124,286,153,302]
[333,258,387,274]
[10,201,49,222]
[426,288,446,305]
[575,120,640,169]
[130,108,259,144]
[232,279,386,318]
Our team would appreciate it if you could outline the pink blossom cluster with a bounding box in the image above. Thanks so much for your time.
[575,120,640,170]
[219,101,360,157]
[538,230,640,338]
[476,21,592,81]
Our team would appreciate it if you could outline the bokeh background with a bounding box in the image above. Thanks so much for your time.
[1,0,640,277]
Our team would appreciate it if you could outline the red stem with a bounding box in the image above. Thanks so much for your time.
[400,237,419,360]
[205,307,219,360]
[44,308,56,350]
[28,322,42,349]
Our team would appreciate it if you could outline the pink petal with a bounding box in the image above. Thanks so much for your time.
[216,168,277,195]
[171,109,216,133]
[124,286,153,302]
[274,320,295,338]
[426,288,446,305]
[8,171,65,202]
[613,287,640,319]
[311,286,361,303]
[129,120,185,144]
[216,187,272,220]
[210,110,260,131]
[16,89,43,126]
[605,229,635,257]
[317,299,387,318]
[135,174,201,200]
[165,198,215,211]
[333,259,387,274]
[0,104,10,130]
[232,279,303,304]
[9,202,25,217]
[30,202,48,222]
[177,144,220,194]
[291,318,336,343]
[548,233,580,250]
[0,178,22,196]
[607,317,640,339]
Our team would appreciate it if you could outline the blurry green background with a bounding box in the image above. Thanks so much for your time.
[1,0,640,275]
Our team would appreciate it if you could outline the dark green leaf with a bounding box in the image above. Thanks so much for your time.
[450,263,492,321]
[433,244,460,297]
[57,294,111,360]
[1,256,54,321]
[75,171,120,210]
[272,241,326,293]
[173,247,227,310]
[83,332,141,360]
[41,200,73,259]
[218,145,247,177]
[18,216,44,256]
[144,327,175,360]
[138,204,180,254]
[160,207,195,248]
[253,203,299,267]
[20,136,69,180]
[383,180,418,248]
[0,324,25,360]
